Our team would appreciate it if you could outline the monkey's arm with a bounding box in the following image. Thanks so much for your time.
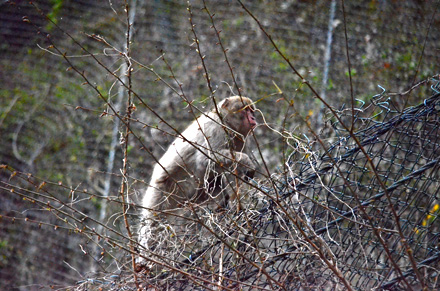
[209,149,255,180]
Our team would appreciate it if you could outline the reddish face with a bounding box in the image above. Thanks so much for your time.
[241,107,256,135]
[221,96,257,136]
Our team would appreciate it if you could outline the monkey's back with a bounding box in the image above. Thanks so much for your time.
[142,112,223,211]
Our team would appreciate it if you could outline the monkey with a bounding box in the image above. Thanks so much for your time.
[137,96,257,261]
[142,96,256,213]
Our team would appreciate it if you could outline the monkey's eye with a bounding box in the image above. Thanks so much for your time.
[244,106,254,113]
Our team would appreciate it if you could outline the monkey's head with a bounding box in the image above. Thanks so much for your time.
[219,96,256,136]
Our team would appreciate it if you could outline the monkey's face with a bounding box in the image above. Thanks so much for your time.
[221,96,257,136]
[240,106,257,135]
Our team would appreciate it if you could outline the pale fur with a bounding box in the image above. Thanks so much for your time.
[138,97,256,263]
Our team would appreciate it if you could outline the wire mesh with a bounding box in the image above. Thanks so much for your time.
[133,86,440,290]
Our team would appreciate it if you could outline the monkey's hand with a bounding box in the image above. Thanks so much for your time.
[215,150,255,180]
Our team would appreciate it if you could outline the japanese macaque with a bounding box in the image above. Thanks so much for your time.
[138,96,257,253]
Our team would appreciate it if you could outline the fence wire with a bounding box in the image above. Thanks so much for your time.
[130,84,440,290]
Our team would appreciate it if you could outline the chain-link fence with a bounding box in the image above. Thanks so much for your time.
[127,82,440,290]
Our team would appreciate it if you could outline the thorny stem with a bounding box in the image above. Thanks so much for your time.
[201,3,278,289]
[340,0,355,132]
[201,0,275,184]
[187,2,245,218]
[120,0,139,288]
[201,1,244,216]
